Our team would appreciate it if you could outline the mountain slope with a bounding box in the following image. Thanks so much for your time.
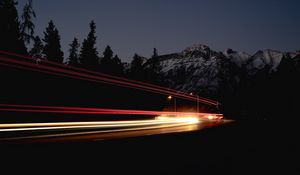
[157,45,239,98]
[245,49,284,75]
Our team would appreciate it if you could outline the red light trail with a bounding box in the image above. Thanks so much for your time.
[0,50,218,106]
[0,104,222,117]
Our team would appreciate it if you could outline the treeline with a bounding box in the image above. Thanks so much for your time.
[0,0,162,83]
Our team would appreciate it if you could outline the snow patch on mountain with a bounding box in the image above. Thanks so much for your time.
[223,48,251,67]
[245,49,283,74]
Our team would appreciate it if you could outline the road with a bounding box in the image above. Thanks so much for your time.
[0,116,231,143]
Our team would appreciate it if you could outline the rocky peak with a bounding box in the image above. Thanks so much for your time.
[223,48,250,67]
[181,44,212,58]
[224,48,236,55]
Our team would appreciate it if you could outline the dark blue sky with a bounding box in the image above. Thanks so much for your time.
[18,0,300,62]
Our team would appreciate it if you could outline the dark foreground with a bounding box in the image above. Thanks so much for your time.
[1,120,299,175]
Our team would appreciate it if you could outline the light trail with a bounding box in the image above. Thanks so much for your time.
[0,50,217,106]
[0,122,196,142]
[0,50,179,93]
[0,117,231,143]
[0,120,161,128]
[0,103,223,117]
[0,55,213,105]
[0,56,214,105]
[0,116,206,142]
[0,50,217,105]
[0,117,199,132]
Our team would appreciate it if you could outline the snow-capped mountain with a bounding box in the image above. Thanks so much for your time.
[138,44,298,98]
[245,49,284,75]
[155,44,240,97]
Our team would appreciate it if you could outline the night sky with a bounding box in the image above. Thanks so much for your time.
[17,0,300,62]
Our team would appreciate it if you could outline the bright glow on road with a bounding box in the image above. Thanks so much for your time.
[202,114,223,120]
[207,115,214,120]
[155,115,199,124]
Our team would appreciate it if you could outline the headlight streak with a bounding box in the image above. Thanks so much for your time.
[0,123,190,142]
[0,117,202,142]
[0,118,200,132]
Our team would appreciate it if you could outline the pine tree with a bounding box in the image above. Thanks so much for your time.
[103,45,113,59]
[29,36,43,60]
[79,21,98,69]
[0,0,27,54]
[100,45,113,73]
[112,55,122,66]
[42,20,64,63]
[111,54,124,75]
[99,46,124,75]
[68,38,80,66]
[152,48,158,58]
[20,0,36,45]
[146,48,161,83]
[150,47,159,69]
[129,53,145,80]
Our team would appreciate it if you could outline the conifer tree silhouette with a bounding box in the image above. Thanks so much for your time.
[0,0,27,54]
[79,20,99,69]
[42,20,64,63]
[68,38,80,66]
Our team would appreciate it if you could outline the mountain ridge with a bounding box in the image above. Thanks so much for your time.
[135,44,298,98]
